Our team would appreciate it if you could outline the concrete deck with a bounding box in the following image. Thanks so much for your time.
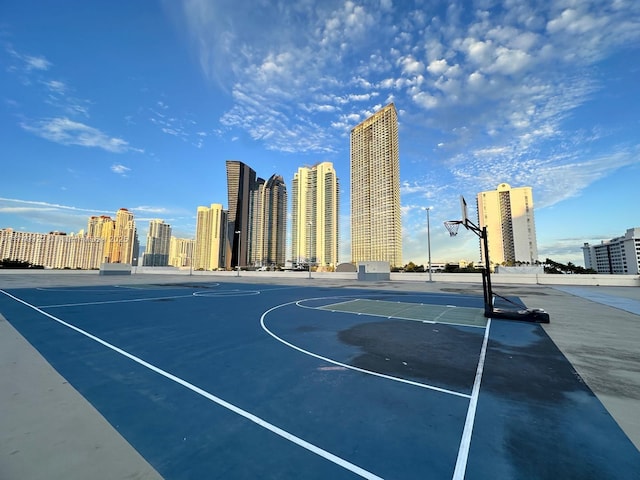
[1,272,639,479]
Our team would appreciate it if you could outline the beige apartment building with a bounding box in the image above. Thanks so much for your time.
[350,103,402,267]
[169,237,195,268]
[194,204,226,270]
[477,183,539,265]
[87,208,137,264]
[292,162,339,268]
[0,228,104,269]
[144,219,172,266]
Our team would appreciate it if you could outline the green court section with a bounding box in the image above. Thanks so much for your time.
[319,298,487,327]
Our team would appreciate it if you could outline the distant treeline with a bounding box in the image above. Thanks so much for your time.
[0,258,45,269]
[394,259,596,274]
[543,258,596,275]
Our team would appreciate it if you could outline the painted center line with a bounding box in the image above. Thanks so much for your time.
[0,289,384,480]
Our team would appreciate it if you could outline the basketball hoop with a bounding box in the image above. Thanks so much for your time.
[444,220,463,237]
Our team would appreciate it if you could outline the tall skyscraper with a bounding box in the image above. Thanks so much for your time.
[248,177,266,266]
[143,219,172,266]
[477,183,539,265]
[350,103,402,267]
[226,161,287,268]
[261,174,287,266]
[226,160,257,269]
[194,204,227,270]
[292,162,339,268]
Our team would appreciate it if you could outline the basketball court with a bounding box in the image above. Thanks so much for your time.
[1,280,638,479]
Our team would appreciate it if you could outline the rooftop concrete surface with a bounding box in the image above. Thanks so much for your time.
[1,272,639,479]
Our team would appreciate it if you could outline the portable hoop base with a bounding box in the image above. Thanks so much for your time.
[491,307,550,323]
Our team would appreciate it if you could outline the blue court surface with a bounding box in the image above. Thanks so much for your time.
[1,281,639,479]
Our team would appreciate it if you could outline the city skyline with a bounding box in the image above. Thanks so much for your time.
[1,1,639,267]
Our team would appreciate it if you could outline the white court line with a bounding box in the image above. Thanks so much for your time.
[115,283,221,290]
[38,294,196,308]
[318,298,364,309]
[452,318,492,480]
[261,298,471,399]
[0,289,384,480]
[192,290,260,297]
[305,299,486,330]
[36,287,125,292]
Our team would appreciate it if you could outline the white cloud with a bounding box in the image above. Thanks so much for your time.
[44,80,66,93]
[175,0,640,224]
[111,164,131,176]
[399,55,424,75]
[427,58,449,76]
[132,205,169,214]
[21,117,136,153]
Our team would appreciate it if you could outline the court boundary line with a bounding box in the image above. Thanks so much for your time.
[452,318,491,480]
[0,289,383,480]
[260,297,473,399]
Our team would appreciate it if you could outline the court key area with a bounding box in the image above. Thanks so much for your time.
[1,281,639,479]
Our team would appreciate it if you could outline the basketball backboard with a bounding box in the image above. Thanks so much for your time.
[460,195,469,228]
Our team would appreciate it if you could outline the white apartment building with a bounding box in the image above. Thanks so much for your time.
[477,183,539,265]
[582,227,640,274]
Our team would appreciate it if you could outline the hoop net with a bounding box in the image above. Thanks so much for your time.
[444,220,463,237]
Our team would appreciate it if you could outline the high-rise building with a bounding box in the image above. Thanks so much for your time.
[582,227,640,274]
[292,162,339,268]
[249,177,266,266]
[261,174,287,267]
[87,208,137,264]
[476,183,539,265]
[168,237,195,268]
[226,161,257,269]
[111,208,136,264]
[350,103,402,267]
[143,219,172,266]
[194,203,227,270]
[226,161,287,269]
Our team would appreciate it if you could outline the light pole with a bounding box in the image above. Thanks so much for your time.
[424,206,433,282]
[235,230,241,277]
[307,222,312,279]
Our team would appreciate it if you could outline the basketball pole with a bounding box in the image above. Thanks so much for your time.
[459,218,494,316]
[445,197,549,323]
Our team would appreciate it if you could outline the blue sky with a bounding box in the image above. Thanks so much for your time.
[1,0,639,267]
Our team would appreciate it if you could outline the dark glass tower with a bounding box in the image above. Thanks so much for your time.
[226,160,257,269]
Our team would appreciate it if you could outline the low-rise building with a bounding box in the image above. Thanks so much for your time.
[582,227,640,274]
